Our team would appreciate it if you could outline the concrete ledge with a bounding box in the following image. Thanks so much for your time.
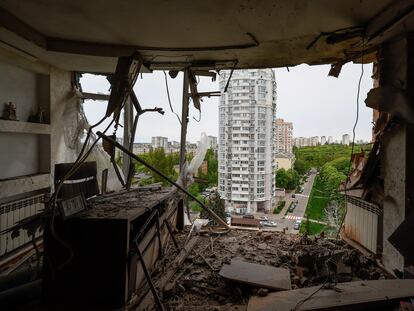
[0,120,50,135]
[0,173,50,199]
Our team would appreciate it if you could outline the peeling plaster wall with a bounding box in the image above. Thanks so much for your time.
[380,37,408,273]
[382,125,405,272]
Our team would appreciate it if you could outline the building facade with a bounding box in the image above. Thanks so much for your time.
[275,118,293,153]
[275,152,295,170]
[342,134,350,145]
[321,136,326,145]
[293,136,319,147]
[151,136,168,149]
[218,69,277,214]
[207,136,218,151]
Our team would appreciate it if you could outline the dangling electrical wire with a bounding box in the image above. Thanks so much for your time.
[163,71,182,125]
[337,40,365,239]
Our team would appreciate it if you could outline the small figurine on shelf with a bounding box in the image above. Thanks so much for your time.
[2,102,17,121]
[28,106,45,123]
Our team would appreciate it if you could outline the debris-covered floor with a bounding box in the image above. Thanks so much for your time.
[148,228,386,311]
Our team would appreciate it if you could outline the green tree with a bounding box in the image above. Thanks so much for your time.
[276,168,300,190]
[136,148,178,185]
[294,158,307,175]
[286,168,300,190]
[276,168,289,189]
[326,156,350,176]
[200,191,226,224]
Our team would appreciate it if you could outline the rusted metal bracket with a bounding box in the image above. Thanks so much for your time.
[223,60,238,93]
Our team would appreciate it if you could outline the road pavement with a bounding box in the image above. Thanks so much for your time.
[237,172,317,234]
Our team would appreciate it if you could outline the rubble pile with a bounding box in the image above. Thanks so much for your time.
[154,229,385,311]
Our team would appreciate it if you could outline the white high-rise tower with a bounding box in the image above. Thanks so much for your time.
[218,69,277,214]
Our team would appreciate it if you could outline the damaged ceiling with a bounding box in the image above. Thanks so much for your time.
[0,0,412,72]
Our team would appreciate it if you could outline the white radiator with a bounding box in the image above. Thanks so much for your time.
[344,196,381,254]
[0,193,44,256]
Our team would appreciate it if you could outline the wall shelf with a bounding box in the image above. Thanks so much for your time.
[0,173,50,199]
[0,119,50,135]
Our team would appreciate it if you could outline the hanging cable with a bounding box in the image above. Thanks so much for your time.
[193,109,202,122]
[163,71,182,125]
[337,40,365,239]
[48,103,125,271]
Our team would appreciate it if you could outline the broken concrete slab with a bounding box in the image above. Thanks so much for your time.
[247,279,414,311]
[219,259,291,291]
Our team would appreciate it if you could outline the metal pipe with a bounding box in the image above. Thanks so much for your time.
[96,132,230,229]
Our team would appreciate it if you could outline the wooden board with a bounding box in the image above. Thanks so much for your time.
[219,259,291,291]
[247,280,414,311]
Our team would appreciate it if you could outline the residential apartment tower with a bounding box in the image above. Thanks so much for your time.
[218,69,277,214]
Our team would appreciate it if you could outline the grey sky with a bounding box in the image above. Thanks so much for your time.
[81,62,373,143]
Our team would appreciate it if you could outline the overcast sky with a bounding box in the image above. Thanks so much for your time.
[81,62,373,143]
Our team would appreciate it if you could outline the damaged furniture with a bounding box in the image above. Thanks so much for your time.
[43,187,184,309]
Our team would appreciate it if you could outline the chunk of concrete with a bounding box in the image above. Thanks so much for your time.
[219,259,291,291]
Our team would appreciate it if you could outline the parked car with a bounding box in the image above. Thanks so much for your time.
[293,220,302,230]
[291,193,296,198]
[264,221,277,227]
[259,215,269,222]
[288,202,296,212]
[243,214,254,219]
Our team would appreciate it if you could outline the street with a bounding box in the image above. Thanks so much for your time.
[231,172,317,234]
[274,172,316,234]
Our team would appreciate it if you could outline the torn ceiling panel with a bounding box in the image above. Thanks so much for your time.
[0,0,412,72]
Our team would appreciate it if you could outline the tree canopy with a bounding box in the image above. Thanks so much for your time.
[276,168,300,190]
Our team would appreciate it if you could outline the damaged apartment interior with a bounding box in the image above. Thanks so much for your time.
[0,0,414,310]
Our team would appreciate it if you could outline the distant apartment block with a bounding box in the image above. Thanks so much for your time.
[151,136,168,149]
[207,136,218,151]
[133,143,152,154]
[342,134,350,145]
[218,69,277,214]
[293,136,319,147]
[321,136,326,145]
[328,136,333,144]
[275,118,293,153]
[169,141,180,148]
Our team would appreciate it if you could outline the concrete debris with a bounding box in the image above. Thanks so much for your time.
[219,259,291,290]
[256,288,268,297]
[153,229,386,311]
[247,279,414,311]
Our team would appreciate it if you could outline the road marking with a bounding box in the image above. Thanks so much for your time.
[285,215,302,220]
[294,194,309,198]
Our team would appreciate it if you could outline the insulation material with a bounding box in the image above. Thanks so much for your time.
[52,88,123,192]
[177,132,208,186]
[187,132,208,176]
